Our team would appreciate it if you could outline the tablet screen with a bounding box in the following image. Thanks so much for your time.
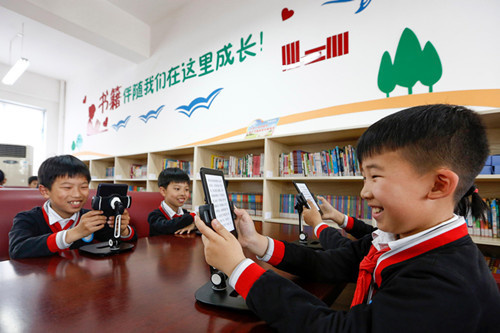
[294,182,321,211]
[205,174,235,232]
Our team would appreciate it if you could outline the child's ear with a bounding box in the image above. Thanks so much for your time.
[428,169,459,200]
[159,186,167,196]
[38,185,51,199]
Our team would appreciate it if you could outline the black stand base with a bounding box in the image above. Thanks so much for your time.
[292,239,323,250]
[79,241,134,256]
[195,281,249,311]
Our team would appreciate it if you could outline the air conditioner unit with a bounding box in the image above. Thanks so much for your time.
[0,144,33,186]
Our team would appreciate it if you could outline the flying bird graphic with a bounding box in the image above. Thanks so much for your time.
[111,116,131,131]
[176,88,223,118]
[322,0,371,14]
[138,105,165,123]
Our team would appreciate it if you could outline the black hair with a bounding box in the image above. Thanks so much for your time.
[0,169,4,184]
[357,104,489,220]
[28,176,38,184]
[38,155,91,190]
[158,167,190,188]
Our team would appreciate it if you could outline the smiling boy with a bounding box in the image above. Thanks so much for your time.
[148,167,196,235]
[9,155,136,259]
[196,104,500,332]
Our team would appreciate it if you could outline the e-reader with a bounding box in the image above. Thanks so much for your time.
[293,181,323,215]
[199,167,237,236]
[95,183,128,197]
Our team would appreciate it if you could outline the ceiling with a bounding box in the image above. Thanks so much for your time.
[0,0,186,81]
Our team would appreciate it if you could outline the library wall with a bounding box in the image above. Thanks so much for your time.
[63,0,500,159]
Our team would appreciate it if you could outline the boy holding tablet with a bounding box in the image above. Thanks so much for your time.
[196,104,500,332]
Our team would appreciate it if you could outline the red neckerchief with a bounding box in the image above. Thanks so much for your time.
[159,204,182,219]
[351,222,468,307]
[42,204,81,233]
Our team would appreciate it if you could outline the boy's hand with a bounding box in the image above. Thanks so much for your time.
[317,196,345,226]
[175,223,196,235]
[233,207,268,257]
[195,216,245,276]
[66,210,106,243]
[302,200,323,228]
[107,209,131,237]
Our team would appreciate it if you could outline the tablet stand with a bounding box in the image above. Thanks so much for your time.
[79,196,134,256]
[195,203,249,311]
[293,193,322,250]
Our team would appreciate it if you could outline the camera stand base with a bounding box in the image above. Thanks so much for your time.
[292,239,323,250]
[195,281,249,311]
[79,241,134,256]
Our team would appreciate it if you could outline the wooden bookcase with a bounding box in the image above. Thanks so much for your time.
[82,109,500,247]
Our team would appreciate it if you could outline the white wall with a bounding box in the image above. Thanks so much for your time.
[58,0,500,158]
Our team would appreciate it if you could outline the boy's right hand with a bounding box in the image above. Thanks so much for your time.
[233,207,268,258]
[65,210,107,244]
[317,196,345,226]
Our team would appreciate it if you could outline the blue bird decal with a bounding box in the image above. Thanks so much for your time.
[176,88,223,118]
[111,116,131,131]
[322,0,371,14]
[138,105,165,123]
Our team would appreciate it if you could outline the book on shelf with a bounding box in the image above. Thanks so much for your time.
[279,145,361,177]
[279,194,371,221]
[128,185,146,192]
[162,158,192,176]
[105,166,114,179]
[211,153,264,177]
[466,198,499,238]
[229,192,263,216]
[130,164,147,179]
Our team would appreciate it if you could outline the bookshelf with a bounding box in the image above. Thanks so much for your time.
[82,109,500,247]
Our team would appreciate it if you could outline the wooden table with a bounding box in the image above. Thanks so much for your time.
[0,223,343,332]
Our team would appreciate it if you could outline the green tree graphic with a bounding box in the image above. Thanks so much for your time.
[377,51,396,97]
[377,28,443,97]
[420,41,442,92]
[393,28,422,95]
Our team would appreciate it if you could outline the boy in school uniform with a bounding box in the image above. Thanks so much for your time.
[195,104,500,332]
[148,167,196,236]
[9,155,137,259]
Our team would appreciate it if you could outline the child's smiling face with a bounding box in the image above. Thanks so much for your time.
[160,181,190,211]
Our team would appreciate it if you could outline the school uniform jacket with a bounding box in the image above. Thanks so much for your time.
[231,220,500,332]
[9,207,137,259]
[147,206,195,236]
[316,216,376,250]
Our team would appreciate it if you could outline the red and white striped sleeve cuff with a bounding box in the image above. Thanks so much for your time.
[345,216,354,231]
[121,226,135,241]
[228,258,266,299]
[47,232,61,252]
[314,223,329,238]
[256,237,285,266]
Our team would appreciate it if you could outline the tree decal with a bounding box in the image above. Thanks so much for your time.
[377,28,442,96]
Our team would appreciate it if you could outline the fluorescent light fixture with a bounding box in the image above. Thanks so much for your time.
[2,58,30,85]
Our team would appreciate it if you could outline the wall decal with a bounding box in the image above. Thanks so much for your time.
[281,8,294,21]
[71,134,83,151]
[87,103,108,135]
[378,27,442,96]
[138,105,165,123]
[322,0,372,14]
[246,118,280,138]
[176,88,223,118]
[282,31,349,71]
[111,116,131,131]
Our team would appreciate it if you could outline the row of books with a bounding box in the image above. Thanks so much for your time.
[466,198,499,238]
[279,194,371,220]
[484,256,500,275]
[211,153,264,178]
[128,185,147,192]
[162,158,192,176]
[279,145,361,177]
[105,166,114,178]
[130,164,147,179]
[228,192,263,216]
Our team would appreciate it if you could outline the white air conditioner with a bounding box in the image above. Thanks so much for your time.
[0,144,33,186]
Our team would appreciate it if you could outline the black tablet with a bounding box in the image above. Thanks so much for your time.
[96,183,128,197]
[200,168,237,236]
[293,181,323,215]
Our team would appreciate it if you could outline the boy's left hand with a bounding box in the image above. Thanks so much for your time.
[107,209,131,237]
[175,223,196,234]
[195,216,246,276]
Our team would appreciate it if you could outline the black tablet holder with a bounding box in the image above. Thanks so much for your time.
[195,202,249,311]
[79,194,134,256]
[293,193,322,250]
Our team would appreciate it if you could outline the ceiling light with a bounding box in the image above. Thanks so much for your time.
[2,58,30,85]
